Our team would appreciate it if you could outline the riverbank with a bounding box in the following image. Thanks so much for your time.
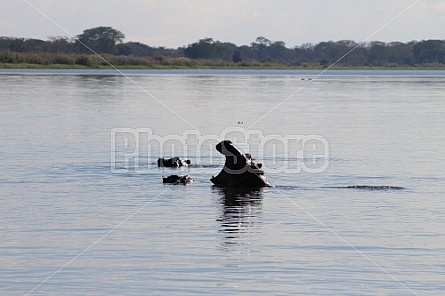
[2,62,445,70]
[1,52,445,70]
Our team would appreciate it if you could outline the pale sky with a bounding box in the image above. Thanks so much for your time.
[1,0,444,48]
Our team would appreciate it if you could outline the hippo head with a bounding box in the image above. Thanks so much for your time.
[211,140,271,188]
[215,140,247,172]
[162,174,192,184]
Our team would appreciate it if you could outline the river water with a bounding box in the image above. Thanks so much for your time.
[0,69,444,295]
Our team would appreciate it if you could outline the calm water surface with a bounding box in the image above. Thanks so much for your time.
[0,69,444,295]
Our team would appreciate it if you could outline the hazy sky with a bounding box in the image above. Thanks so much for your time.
[2,0,444,48]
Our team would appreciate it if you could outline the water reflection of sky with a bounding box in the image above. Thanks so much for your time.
[1,71,445,295]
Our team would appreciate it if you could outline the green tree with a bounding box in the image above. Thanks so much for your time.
[266,41,293,62]
[293,43,315,65]
[184,38,236,60]
[413,40,445,64]
[368,41,388,66]
[251,36,271,60]
[48,37,75,53]
[184,38,215,59]
[76,26,125,54]
[386,42,413,65]
[236,45,255,61]
[116,42,154,56]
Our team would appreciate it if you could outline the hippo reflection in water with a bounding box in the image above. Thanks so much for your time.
[211,140,271,188]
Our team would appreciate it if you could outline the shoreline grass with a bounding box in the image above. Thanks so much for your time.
[1,51,445,71]
[2,62,445,70]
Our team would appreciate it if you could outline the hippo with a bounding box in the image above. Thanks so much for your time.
[162,175,192,184]
[210,140,271,188]
[157,157,191,168]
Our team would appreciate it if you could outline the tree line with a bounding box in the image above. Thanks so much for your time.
[1,26,445,67]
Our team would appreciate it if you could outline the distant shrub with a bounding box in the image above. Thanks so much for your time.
[26,53,50,65]
[52,54,74,65]
[0,51,16,63]
[75,55,91,67]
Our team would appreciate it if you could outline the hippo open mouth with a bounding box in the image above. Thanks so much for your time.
[210,140,271,188]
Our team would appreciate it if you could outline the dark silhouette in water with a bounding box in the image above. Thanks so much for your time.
[157,157,191,168]
[214,187,263,250]
[210,140,271,188]
[344,185,404,190]
[162,175,192,184]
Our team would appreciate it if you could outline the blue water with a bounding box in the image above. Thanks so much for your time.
[0,69,444,295]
